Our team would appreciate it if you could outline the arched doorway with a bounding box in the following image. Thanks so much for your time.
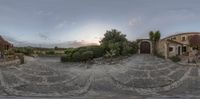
[140,41,151,54]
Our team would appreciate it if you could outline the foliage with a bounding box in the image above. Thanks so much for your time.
[188,35,200,49]
[105,49,117,58]
[45,50,55,55]
[61,54,71,62]
[81,51,94,62]
[61,29,138,62]
[5,49,15,55]
[64,48,78,56]
[100,29,137,57]
[15,47,34,56]
[149,30,161,54]
[156,53,165,59]
[72,51,81,62]
[85,46,104,58]
[121,41,138,55]
[170,56,181,62]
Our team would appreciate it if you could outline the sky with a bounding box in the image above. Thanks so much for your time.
[0,0,200,47]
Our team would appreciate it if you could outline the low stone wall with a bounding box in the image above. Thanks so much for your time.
[0,59,20,66]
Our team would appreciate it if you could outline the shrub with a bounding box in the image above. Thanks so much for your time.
[61,54,71,62]
[14,47,34,56]
[81,51,94,62]
[46,50,55,55]
[65,48,78,56]
[86,46,104,58]
[156,53,165,59]
[170,56,181,62]
[72,51,81,62]
[105,49,117,58]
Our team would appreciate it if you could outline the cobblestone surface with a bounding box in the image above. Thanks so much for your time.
[0,55,199,97]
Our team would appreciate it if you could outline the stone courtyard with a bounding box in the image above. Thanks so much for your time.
[0,55,199,98]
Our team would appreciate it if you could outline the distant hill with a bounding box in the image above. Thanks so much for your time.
[3,35,99,48]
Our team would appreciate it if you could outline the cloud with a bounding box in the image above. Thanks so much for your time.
[128,17,142,27]
[38,33,50,40]
[55,21,68,29]
[35,10,53,16]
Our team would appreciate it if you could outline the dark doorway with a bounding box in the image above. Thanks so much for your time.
[140,41,151,54]
[178,46,181,55]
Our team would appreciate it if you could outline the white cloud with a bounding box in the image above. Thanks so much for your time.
[128,17,142,27]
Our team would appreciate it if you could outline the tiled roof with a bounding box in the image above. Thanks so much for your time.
[161,32,200,41]
[166,39,184,45]
[0,36,12,46]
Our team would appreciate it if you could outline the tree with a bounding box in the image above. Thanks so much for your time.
[100,29,128,56]
[149,30,161,55]
[189,35,200,49]
[188,35,200,63]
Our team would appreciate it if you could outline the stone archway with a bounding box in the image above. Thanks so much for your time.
[138,39,152,54]
[140,41,151,54]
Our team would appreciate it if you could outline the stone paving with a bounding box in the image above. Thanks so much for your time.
[0,54,199,97]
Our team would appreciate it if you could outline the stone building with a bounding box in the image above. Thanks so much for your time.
[0,36,13,58]
[137,32,200,59]
[157,32,200,59]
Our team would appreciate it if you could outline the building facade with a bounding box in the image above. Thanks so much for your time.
[0,36,13,58]
[157,32,200,59]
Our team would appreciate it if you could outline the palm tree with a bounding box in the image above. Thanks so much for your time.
[149,30,161,55]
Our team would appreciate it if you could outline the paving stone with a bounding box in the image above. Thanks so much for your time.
[169,69,186,81]
[150,69,171,77]
[47,75,69,83]
[14,84,54,94]
[189,68,199,77]
[19,74,43,83]
[2,72,22,86]
[169,65,180,71]
[37,71,54,76]
[131,77,172,88]
[126,70,148,78]
[91,79,116,91]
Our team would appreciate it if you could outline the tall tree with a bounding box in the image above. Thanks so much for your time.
[149,30,161,55]
[189,35,200,49]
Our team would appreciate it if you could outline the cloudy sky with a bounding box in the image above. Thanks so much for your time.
[0,0,200,47]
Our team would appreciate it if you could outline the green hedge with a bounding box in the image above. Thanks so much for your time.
[170,56,181,62]
[61,45,102,62]
[45,50,55,55]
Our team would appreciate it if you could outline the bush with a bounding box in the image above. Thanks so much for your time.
[170,56,181,62]
[14,47,34,56]
[86,46,104,58]
[45,50,55,55]
[81,51,94,62]
[65,48,78,56]
[105,49,117,58]
[72,51,81,62]
[61,54,71,62]
[156,53,165,59]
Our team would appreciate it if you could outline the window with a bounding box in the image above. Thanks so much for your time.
[171,37,176,40]
[169,47,173,52]
[193,47,198,50]
[182,46,187,52]
[182,36,186,41]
